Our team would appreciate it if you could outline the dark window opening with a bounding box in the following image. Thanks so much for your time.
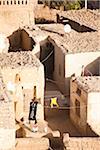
[14,0,16,4]
[3,1,5,5]
[76,88,81,96]
[15,74,21,83]
[8,29,36,52]
[18,0,20,4]
[33,86,36,98]
[25,0,27,4]
[58,15,96,32]
[7,1,9,5]
[35,18,55,24]
[38,0,43,4]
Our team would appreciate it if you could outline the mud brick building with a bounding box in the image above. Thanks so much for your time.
[0,74,15,149]
[70,76,100,136]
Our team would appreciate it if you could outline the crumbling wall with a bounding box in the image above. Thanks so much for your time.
[0,100,15,149]
[70,79,87,136]
[0,0,36,32]
[63,136,100,149]
[1,65,44,121]
[0,75,15,149]
[35,5,58,23]
[65,51,100,94]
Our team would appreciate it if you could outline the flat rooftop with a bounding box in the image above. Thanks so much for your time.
[74,76,100,93]
[0,51,41,69]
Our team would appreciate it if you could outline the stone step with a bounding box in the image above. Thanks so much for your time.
[16,120,60,139]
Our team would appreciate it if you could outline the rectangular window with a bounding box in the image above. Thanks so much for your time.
[76,88,81,96]
[75,99,80,117]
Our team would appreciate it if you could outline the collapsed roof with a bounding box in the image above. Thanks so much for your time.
[0,51,41,69]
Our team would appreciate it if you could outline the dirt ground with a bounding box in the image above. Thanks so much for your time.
[45,81,80,137]
[44,108,81,150]
[45,108,81,137]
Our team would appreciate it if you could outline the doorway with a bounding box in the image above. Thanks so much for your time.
[40,40,55,79]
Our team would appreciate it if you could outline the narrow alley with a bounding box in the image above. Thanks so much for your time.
[44,80,81,137]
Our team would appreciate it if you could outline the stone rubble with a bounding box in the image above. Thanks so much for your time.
[0,51,40,68]
[75,76,100,92]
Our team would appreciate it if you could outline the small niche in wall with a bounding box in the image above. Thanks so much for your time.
[14,0,16,4]
[25,0,27,4]
[15,73,21,83]
[0,1,1,5]
[18,0,20,4]
[76,88,81,96]
[3,1,5,5]
[11,0,12,4]
[33,86,37,98]
[7,1,9,5]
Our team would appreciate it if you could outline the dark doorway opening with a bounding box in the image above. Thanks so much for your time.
[35,18,55,24]
[40,41,54,79]
[58,16,96,32]
[8,29,35,52]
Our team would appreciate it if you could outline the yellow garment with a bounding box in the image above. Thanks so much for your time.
[50,97,59,108]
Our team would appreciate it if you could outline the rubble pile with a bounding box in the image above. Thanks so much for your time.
[0,73,10,102]
[75,76,100,92]
[0,51,40,68]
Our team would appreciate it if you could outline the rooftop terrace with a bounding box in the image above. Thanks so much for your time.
[74,76,100,93]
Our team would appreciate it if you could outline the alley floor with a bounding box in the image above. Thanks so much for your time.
[44,80,81,137]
